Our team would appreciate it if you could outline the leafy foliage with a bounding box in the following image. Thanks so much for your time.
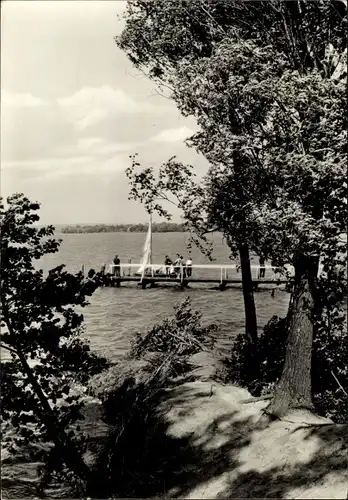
[173,39,346,266]
[118,1,347,80]
[0,194,109,494]
[120,0,347,266]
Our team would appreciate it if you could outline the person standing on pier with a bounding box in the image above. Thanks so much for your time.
[113,254,121,277]
[179,255,186,278]
[174,254,181,276]
[186,256,193,277]
[259,255,265,279]
[164,255,172,276]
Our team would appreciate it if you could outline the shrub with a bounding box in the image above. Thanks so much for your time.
[130,296,217,358]
[312,324,348,424]
[215,315,287,397]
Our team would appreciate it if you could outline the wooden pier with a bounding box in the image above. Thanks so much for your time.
[105,276,289,290]
[97,263,294,291]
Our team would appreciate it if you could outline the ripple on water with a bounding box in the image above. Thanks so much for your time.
[80,284,290,361]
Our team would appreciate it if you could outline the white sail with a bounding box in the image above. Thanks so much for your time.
[137,215,152,276]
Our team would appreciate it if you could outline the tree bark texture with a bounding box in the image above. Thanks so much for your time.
[238,242,258,345]
[267,255,319,418]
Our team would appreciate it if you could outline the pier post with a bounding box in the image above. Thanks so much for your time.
[180,280,189,289]
[219,281,227,291]
[180,265,184,286]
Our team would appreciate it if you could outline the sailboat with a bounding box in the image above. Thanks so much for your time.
[135,213,163,278]
[136,213,153,277]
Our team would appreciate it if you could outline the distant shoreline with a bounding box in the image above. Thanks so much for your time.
[61,223,186,234]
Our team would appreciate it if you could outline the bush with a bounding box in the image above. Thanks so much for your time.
[216,314,347,423]
[312,324,348,424]
[130,296,217,358]
[215,316,287,396]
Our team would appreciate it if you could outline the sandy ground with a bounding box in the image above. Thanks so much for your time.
[2,351,347,498]
[158,379,347,499]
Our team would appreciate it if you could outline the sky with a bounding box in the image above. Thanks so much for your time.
[1,1,208,224]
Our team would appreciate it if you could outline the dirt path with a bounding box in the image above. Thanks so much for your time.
[158,380,347,499]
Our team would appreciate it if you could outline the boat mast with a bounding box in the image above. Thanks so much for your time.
[149,211,152,266]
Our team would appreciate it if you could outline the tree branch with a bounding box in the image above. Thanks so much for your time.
[158,193,179,207]
[331,370,348,398]
[203,227,221,235]
[198,2,227,36]
[0,343,18,356]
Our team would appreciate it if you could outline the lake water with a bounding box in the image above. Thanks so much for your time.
[37,232,290,361]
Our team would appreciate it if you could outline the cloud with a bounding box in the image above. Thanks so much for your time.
[58,86,137,111]
[57,85,164,131]
[2,90,48,108]
[76,137,105,150]
[1,99,76,162]
[57,136,140,158]
[2,155,92,172]
[150,126,196,143]
[1,145,134,183]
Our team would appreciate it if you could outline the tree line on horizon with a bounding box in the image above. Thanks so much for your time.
[61,222,186,233]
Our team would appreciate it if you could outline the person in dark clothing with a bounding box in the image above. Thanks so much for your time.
[179,255,185,278]
[164,255,172,276]
[271,259,280,274]
[113,255,121,277]
[87,269,96,279]
[100,265,107,286]
[259,255,265,278]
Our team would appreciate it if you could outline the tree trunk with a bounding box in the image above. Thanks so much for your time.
[267,255,319,418]
[238,242,259,382]
[16,347,92,483]
[238,242,258,344]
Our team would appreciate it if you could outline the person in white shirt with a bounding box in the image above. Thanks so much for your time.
[173,254,181,276]
[186,256,193,277]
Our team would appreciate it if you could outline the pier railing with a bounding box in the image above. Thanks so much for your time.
[105,263,295,283]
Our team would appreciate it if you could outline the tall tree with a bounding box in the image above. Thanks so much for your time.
[118,1,267,347]
[0,194,108,494]
[119,0,347,416]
